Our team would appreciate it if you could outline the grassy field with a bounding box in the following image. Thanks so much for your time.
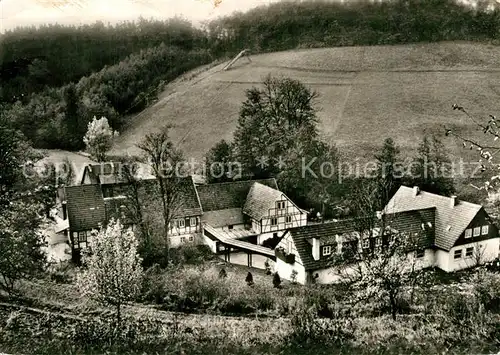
[110,41,500,168]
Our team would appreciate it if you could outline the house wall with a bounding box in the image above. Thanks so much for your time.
[447,238,500,272]
[169,233,200,248]
[169,216,202,237]
[203,233,218,253]
[275,258,307,284]
[412,248,435,269]
[274,232,308,284]
[260,198,307,234]
[435,249,451,271]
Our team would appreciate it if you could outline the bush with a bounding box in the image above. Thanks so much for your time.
[288,304,355,346]
[245,272,254,286]
[141,265,167,304]
[273,273,281,289]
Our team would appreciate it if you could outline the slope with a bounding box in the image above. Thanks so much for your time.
[111,41,500,166]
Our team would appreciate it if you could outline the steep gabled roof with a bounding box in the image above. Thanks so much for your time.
[140,176,203,218]
[196,178,278,212]
[243,182,291,220]
[65,184,106,232]
[288,209,436,271]
[384,186,482,251]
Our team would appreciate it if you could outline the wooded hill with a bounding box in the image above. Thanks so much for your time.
[1,0,500,150]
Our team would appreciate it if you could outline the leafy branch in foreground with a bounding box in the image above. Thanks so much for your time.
[445,105,500,190]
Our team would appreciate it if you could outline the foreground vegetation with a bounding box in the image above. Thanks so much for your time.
[1,249,500,355]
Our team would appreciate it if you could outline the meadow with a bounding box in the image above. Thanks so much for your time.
[111,41,500,171]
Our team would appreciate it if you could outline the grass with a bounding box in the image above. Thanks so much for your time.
[110,41,500,168]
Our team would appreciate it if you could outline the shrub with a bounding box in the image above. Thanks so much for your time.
[273,273,281,289]
[141,264,167,304]
[288,304,355,347]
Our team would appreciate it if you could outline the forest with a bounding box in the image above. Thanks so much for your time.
[1,0,500,150]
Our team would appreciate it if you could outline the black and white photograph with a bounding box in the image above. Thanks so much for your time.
[1,0,500,354]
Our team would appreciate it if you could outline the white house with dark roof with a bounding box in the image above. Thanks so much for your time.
[64,175,203,262]
[274,208,435,284]
[384,186,500,272]
[274,185,500,284]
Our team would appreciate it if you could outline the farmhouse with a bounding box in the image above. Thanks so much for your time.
[384,186,500,272]
[63,175,203,261]
[274,186,500,285]
[197,179,308,268]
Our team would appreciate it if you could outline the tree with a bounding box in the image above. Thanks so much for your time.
[63,83,83,150]
[273,272,282,288]
[137,127,185,265]
[374,138,402,210]
[0,121,23,209]
[233,75,319,178]
[205,139,236,183]
[0,200,47,297]
[77,219,143,327]
[83,116,118,162]
[409,135,454,196]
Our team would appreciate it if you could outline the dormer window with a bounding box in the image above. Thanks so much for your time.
[322,246,332,256]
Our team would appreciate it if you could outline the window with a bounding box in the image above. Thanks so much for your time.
[466,247,474,258]
[180,237,186,243]
[177,219,185,228]
[77,231,87,242]
[286,215,292,224]
[277,201,285,210]
[465,228,472,238]
[185,218,191,227]
[473,227,481,237]
[482,225,489,235]
[191,217,197,226]
[362,238,370,249]
[270,218,278,226]
[375,237,382,247]
[454,249,462,260]
[415,249,425,259]
[189,235,194,242]
[322,246,332,256]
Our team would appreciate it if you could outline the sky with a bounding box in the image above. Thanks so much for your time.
[0,0,279,33]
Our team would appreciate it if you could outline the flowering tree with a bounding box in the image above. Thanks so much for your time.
[77,219,143,327]
[83,116,118,162]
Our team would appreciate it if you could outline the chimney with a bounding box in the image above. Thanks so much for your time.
[450,195,458,208]
[312,238,320,261]
[413,186,420,197]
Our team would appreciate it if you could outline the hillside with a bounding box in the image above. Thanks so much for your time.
[111,41,500,165]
